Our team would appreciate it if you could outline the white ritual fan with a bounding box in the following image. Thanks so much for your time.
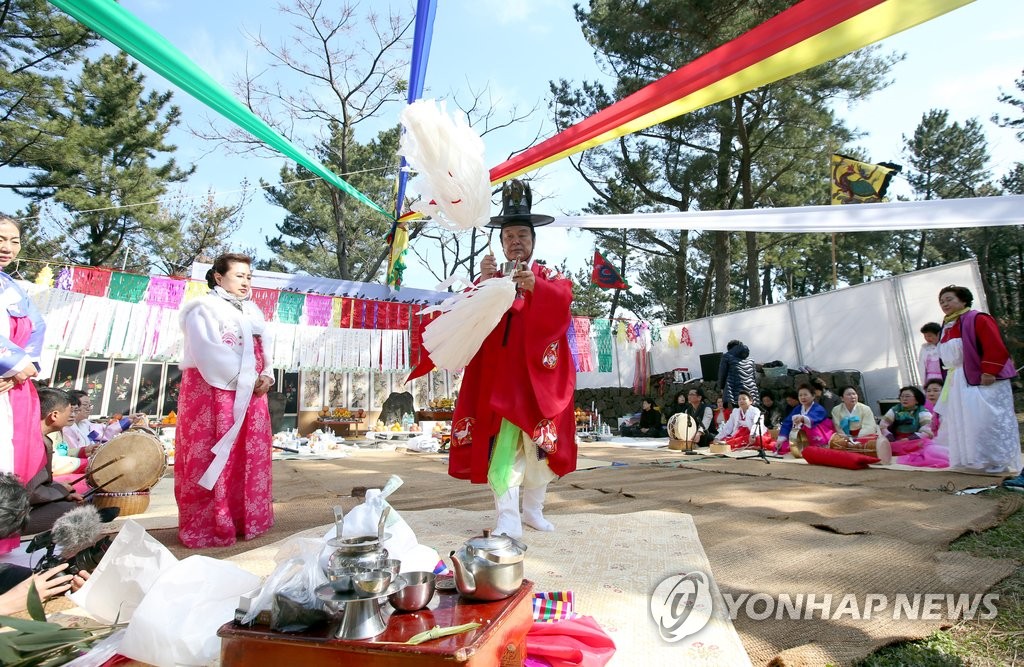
[399,100,515,373]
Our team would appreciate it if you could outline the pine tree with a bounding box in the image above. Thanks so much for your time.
[13,53,192,267]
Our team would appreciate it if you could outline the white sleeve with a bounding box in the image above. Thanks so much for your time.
[718,410,739,438]
[184,305,242,390]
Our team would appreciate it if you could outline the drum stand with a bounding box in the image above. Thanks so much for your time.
[735,419,781,464]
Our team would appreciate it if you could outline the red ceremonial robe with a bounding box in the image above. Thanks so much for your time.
[448,262,578,484]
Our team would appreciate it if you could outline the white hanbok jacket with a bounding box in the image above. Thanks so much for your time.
[178,291,273,489]
[717,405,765,439]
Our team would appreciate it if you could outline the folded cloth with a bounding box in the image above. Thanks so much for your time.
[534,591,577,621]
[526,615,616,667]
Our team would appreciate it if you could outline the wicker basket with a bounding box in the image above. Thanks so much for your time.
[92,490,151,516]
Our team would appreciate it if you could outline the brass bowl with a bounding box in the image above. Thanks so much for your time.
[353,569,393,597]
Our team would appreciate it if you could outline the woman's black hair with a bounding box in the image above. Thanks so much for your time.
[924,378,944,390]
[796,383,815,395]
[206,252,253,288]
[939,285,973,308]
[0,213,23,232]
[898,385,926,406]
[920,322,942,335]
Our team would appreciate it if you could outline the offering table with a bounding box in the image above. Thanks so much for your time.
[218,579,534,667]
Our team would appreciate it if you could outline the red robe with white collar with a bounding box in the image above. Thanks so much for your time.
[448,261,577,484]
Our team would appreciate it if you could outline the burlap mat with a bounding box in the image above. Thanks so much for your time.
[141,451,1020,665]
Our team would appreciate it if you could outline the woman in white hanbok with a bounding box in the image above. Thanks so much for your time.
[934,286,1021,474]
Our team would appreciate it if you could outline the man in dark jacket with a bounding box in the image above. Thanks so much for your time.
[718,340,759,409]
[25,388,83,534]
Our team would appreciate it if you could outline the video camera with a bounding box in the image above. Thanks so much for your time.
[26,506,120,574]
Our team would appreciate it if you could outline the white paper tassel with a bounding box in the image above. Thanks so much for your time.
[399,99,491,230]
[420,277,517,371]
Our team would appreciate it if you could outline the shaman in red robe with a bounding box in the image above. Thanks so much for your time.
[448,261,577,484]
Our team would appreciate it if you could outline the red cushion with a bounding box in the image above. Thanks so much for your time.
[801,446,880,470]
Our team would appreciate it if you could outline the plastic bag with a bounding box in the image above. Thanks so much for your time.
[68,520,178,624]
[119,555,261,667]
[240,537,328,630]
[318,475,418,570]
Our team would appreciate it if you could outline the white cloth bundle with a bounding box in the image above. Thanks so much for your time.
[399,99,491,230]
[419,276,516,371]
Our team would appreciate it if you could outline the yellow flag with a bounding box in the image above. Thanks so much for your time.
[830,154,901,204]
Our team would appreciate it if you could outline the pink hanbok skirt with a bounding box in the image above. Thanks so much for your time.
[0,316,45,555]
[174,338,273,548]
[891,435,949,469]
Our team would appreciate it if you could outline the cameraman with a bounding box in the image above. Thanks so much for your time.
[0,472,85,614]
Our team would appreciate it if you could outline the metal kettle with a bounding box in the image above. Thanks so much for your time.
[449,529,526,601]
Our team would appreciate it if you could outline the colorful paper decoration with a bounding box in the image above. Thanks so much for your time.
[593,319,613,373]
[34,266,54,288]
[55,267,73,291]
[330,296,345,328]
[667,328,679,348]
[571,317,594,373]
[303,294,333,327]
[250,287,280,322]
[182,280,208,302]
[276,291,305,325]
[71,267,112,297]
[679,326,693,347]
[146,276,186,308]
[107,272,150,303]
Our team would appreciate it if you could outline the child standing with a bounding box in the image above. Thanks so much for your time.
[917,322,943,384]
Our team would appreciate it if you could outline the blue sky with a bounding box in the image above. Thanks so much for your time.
[4,0,1023,289]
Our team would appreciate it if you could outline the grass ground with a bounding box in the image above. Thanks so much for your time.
[855,483,1024,666]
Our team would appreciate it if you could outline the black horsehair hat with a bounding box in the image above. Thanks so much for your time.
[486,179,555,229]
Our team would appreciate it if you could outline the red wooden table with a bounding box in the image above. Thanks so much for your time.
[219,580,534,667]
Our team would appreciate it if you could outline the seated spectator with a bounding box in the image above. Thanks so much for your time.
[0,472,86,614]
[25,389,84,535]
[811,377,841,413]
[783,389,799,411]
[621,398,664,437]
[62,389,143,450]
[923,378,943,436]
[680,387,716,447]
[759,391,784,431]
[715,391,772,450]
[664,390,688,420]
[776,383,835,455]
[830,386,891,461]
[713,396,731,433]
[878,385,948,468]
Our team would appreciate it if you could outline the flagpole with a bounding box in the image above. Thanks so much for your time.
[831,232,837,289]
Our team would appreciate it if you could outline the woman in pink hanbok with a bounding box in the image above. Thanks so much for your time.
[776,384,835,455]
[879,386,948,468]
[0,215,47,555]
[175,253,274,548]
[923,378,943,436]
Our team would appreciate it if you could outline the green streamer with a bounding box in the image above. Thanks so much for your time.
[487,419,520,498]
[276,291,306,324]
[107,272,150,303]
[49,0,392,221]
